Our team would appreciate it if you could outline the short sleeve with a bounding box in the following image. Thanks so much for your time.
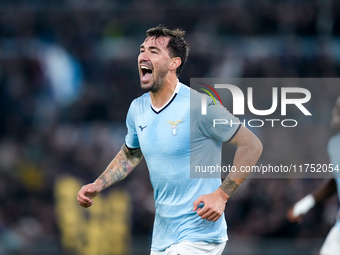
[125,100,140,149]
[198,97,241,142]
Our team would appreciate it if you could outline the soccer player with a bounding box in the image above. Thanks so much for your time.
[287,96,340,255]
[77,25,263,255]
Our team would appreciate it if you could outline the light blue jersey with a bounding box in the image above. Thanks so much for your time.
[125,82,240,252]
[327,133,340,228]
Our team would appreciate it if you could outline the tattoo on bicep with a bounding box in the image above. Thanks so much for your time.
[219,178,240,197]
[123,145,143,161]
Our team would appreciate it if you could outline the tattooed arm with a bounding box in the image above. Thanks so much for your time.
[77,144,143,208]
[96,144,143,190]
[219,125,262,198]
[193,126,262,221]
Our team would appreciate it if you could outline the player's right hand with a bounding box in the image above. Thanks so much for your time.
[77,182,101,208]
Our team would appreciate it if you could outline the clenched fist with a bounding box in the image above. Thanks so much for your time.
[77,182,102,208]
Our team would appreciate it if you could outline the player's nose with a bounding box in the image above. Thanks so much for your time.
[138,50,151,61]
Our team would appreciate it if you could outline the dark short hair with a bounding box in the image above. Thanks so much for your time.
[146,25,189,76]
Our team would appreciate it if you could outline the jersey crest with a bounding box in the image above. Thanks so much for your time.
[166,120,183,136]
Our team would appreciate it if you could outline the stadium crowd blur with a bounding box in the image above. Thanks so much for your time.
[1,0,340,254]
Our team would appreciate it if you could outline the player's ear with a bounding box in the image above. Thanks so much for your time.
[169,57,181,72]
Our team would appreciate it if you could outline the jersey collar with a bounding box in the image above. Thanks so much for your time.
[151,81,181,114]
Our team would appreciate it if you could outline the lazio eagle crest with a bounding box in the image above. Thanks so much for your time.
[166,120,183,136]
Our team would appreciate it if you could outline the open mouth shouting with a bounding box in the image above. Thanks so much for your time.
[140,64,153,83]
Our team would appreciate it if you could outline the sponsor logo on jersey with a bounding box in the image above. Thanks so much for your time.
[138,125,147,131]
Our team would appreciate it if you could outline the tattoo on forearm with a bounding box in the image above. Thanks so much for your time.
[97,144,143,189]
[219,178,240,197]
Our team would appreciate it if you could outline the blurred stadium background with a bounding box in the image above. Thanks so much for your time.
[1,0,340,254]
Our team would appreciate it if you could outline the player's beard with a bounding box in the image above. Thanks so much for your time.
[141,65,168,93]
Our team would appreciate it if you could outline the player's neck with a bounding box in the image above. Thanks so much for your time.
[150,75,178,109]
